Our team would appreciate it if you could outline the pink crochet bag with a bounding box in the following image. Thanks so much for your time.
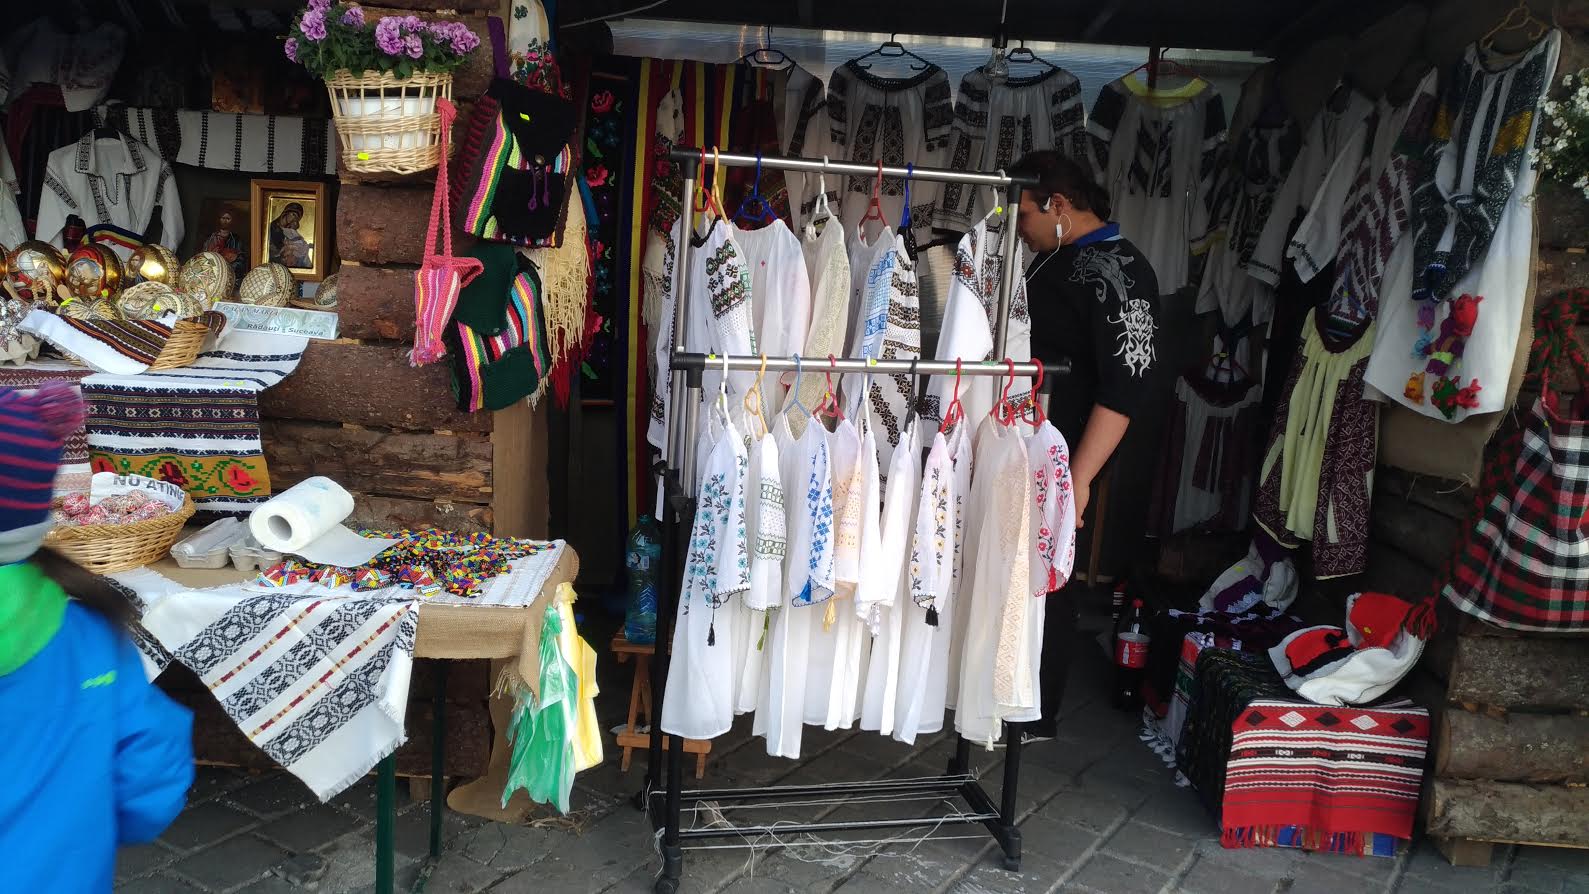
[411,97,482,366]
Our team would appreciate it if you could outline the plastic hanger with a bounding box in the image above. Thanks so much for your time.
[787,353,809,418]
[853,33,930,72]
[693,148,723,222]
[939,358,965,434]
[1128,50,1201,90]
[735,25,793,69]
[713,351,731,426]
[859,160,886,231]
[1024,359,1047,427]
[1481,0,1549,51]
[711,148,729,221]
[812,155,833,222]
[993,358,1016,425]
[903,357,922,429]
[733,152,778,226]
[744,353,769,438]
[1003,39,1058,73]
[814,354,845,422]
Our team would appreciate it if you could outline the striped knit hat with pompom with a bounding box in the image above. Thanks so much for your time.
[0,382,84,564]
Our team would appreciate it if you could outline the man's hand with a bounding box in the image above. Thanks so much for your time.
[1074,477,1090,528]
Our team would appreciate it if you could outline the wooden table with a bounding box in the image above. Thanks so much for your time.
[151,547,579,894]
[610,633,710,778]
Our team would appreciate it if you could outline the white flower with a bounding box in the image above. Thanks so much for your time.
[1565,72,1576,86]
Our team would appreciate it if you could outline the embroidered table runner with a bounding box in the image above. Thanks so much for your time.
[123,568,420,801]
[29,330,306,514]
[110,106,337,175]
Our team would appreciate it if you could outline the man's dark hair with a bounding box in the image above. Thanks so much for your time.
[1008,151,1112,221]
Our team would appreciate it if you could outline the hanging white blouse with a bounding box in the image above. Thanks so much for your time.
[782,66,836,233]
[858,235,924,474]
[894,429,956,744]
[860,418,923,736]
[929,213,1032,425]
[649,218,759,456]
[939,65,1087,231]
[805,418,859,727]
[1245,86,1374,287]
[1086,74,1226,295]
[645,219,682,454]
[827,61,953,245]
[821,418,880,729]
[786,216,850,435]
[755,414,811,758]
[35,132,184,254]
[735,219,812,413]
[845,224,895,361]
[660,414,750,741]
[1365,36,1558,423]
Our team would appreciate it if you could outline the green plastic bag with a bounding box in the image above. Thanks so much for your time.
[503,603,577,812]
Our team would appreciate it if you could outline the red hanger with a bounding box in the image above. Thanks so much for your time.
[1128,47,1199,89]
[1024,359,1047,426]
[859,160,886,230]
[994,358,1016,425]
[939,358,964,434]
[814,353,846,422]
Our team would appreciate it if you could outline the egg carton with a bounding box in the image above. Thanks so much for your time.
[170,517,249,569]
[228,533,284,571]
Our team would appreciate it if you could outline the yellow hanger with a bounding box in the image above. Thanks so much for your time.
[1481,0,1549,51]
[743,353,769,438]
[711,147,728,223]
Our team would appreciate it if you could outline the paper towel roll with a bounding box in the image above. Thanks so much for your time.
[249,477,398,567]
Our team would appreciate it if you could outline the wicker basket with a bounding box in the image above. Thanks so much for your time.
[327,70,452,175]
[45,494,196,574]
[148,318,208,370]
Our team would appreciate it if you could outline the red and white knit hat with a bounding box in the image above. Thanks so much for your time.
[0,383,84,565]
[1269,592,1425,707]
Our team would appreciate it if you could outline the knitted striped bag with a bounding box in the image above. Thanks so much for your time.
[411,97,482,366]
[445,258,554,413]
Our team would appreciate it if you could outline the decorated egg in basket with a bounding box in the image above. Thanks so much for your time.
[126,243,180,286]
[117,281,181,321]
[9,241,66,302]
[238,262,296,307]
[178,251,235,307]
[65,245,124,301]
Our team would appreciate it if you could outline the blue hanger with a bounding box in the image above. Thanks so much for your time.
[787,353,809,417]
[733,151,778,226]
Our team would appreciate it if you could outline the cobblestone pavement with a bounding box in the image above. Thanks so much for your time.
[117,631,1589,894]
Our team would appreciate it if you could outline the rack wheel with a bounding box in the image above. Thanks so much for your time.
[654,877,680,894]
[1002,856,1021,872]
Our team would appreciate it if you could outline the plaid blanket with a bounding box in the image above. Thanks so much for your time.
[121,568,419,801]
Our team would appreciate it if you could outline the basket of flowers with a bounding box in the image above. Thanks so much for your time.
[285,1,480,175]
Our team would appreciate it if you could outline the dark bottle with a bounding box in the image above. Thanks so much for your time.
[1109,579,1128,628]
[1112,597,1150,710]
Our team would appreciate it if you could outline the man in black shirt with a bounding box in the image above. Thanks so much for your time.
[1008,150,1169,740]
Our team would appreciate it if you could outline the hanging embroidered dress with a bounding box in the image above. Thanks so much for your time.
[736,415,786,715]
[938,65,1087,231]
[659,412,749,741]
[1193,82,1298,326]
[1365,35,1559,422]
[860,418,924,736]
[955,419,1033,747]
[755,412,831,757]
[929,212,1032,424]
[805,417,872,728]
[1086,74,1226,295]
[1246,85,1374,288]
[861,235,924,475]
[827,61,953,246]
[1027,419,1076,595]
[893,428,956,744]
[1256,72,1439,579]
[1150,366,1263,536]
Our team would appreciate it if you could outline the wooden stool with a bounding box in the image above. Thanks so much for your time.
[611,633,709,779]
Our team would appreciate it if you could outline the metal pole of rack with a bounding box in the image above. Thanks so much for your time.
[667,354,1063,378]
[665,148,1039,189]
[992,179,1025,360]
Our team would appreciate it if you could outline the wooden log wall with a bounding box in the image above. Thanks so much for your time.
[255,0,548,541]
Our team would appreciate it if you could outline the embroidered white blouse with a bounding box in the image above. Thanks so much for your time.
[36,133,184,254]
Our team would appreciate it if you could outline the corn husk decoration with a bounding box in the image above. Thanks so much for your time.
[117,281,180,320]
[517,196,593,408]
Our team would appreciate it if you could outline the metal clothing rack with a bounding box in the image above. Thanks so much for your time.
[641,148,1057,894]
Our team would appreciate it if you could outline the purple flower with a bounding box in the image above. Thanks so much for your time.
[341,4,364,27]
[402,15,423,31]
[404,33,424,59]
[299,7,327,41]
[307,0,331,10]
[450,26,479,54]
[284,37,299,62]
[374,16,404,55]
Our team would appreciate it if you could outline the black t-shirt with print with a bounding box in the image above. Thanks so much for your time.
[1026,227,1164,447]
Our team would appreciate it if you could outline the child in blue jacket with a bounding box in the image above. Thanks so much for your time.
[0,383,194,891]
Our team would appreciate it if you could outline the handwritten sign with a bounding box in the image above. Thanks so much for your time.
[90,472,186,511]
[212,302,339,340]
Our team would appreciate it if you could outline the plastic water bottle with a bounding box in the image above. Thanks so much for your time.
[623,515,662,645]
